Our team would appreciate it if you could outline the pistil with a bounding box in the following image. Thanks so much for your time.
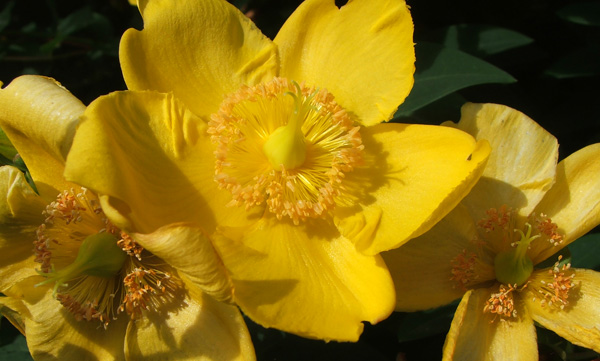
[263,84,309,171]
[36,232,127,294]
[494,223,539,286]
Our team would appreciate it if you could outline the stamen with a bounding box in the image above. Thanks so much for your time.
[208,77,364,223]
[33,188,184,328]
[483,283,523,320]
[530,256,576,310]
[532,213,564,247]
[450,250,479,290]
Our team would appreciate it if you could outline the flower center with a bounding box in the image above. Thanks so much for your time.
[450,206,571,320]
[493,223,538,286]
[36,232,127,294]
[34,188,183,328]
[208,77,364,224]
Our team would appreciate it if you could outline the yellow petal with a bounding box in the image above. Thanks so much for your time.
[443,288,537,361]
[0,296,31,334]
[0,166,46,291]
[0,76,85,201]
[125,292,255,361]
[451,103,558,220]
[524,269,600,353]
[530,144,600,263]
[337,123,490,255]
[212,216,395,341]
[120,0,278,118]
[132,223,233,302]
[382,204,494,311]
[274,0,414,126]
[3,277,129,360]
[64,90,257,235]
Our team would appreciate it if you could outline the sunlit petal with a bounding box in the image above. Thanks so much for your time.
[121,0,278,118]
[274,0,414,126]
[0,76,84,201]
[212,216,395,341]
[337,122,490,255]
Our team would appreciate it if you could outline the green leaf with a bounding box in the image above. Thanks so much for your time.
[0,317,33,361]
[41,6,95,53]
[557,2,600,27]
[0,0,14,33]
[394,42,516,117]
[432,24,533,57]
[568,232,600,270]
[545,44,600,79]
[0,128,17,160]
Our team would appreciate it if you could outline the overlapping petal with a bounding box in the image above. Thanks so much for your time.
[450,103,558,221]
[2,277,129,361]
[125,292,255,361]
[64,90,257,234]
[524,269,600,353]
[133,223,233,302]
[274,0,414,126]
[530,144,600,263]
[382,204,494,311]
[0,167,45,291]
[0,76,84,201]
[212,216,395,342]
[336,122,490,255]
[120,0,278,118]
[443,288,538,361]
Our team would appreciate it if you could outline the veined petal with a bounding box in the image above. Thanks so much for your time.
[212,216,395,342]
[120,0,278,118]
[274,0,414,126]
[0,76,84,201]
[450,103,558,220]
[530,144,600,263]
[64,90,256,235]
[3,277,129,361]
[132,223,233,302]
[125,292,255,361]
[382,204,494,311]
[443,288,537,361]
[0,167,46,291]
[337,123,490,255]
[0,296,31,334]
[524,269,600,353]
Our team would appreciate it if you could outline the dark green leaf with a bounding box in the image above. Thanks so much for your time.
[432,24,533,57]
[41,6,95,53]
[545,44,600,79]
[394,42,516,117]
[557,2,600,27]
[568,232,600,270]
[0,317,33,361]
[0,0,14,33]
[0,128,17,160]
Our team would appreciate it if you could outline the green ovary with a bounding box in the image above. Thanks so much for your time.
[494,223,538,286]
[37,232,127,293]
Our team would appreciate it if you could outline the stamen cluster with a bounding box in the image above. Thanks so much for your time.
[34,188,183,328]
[208,77,364,224]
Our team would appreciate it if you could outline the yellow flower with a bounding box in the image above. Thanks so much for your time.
[0,76,255,361]
[64,0,490,341]
[384,103,600,360]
